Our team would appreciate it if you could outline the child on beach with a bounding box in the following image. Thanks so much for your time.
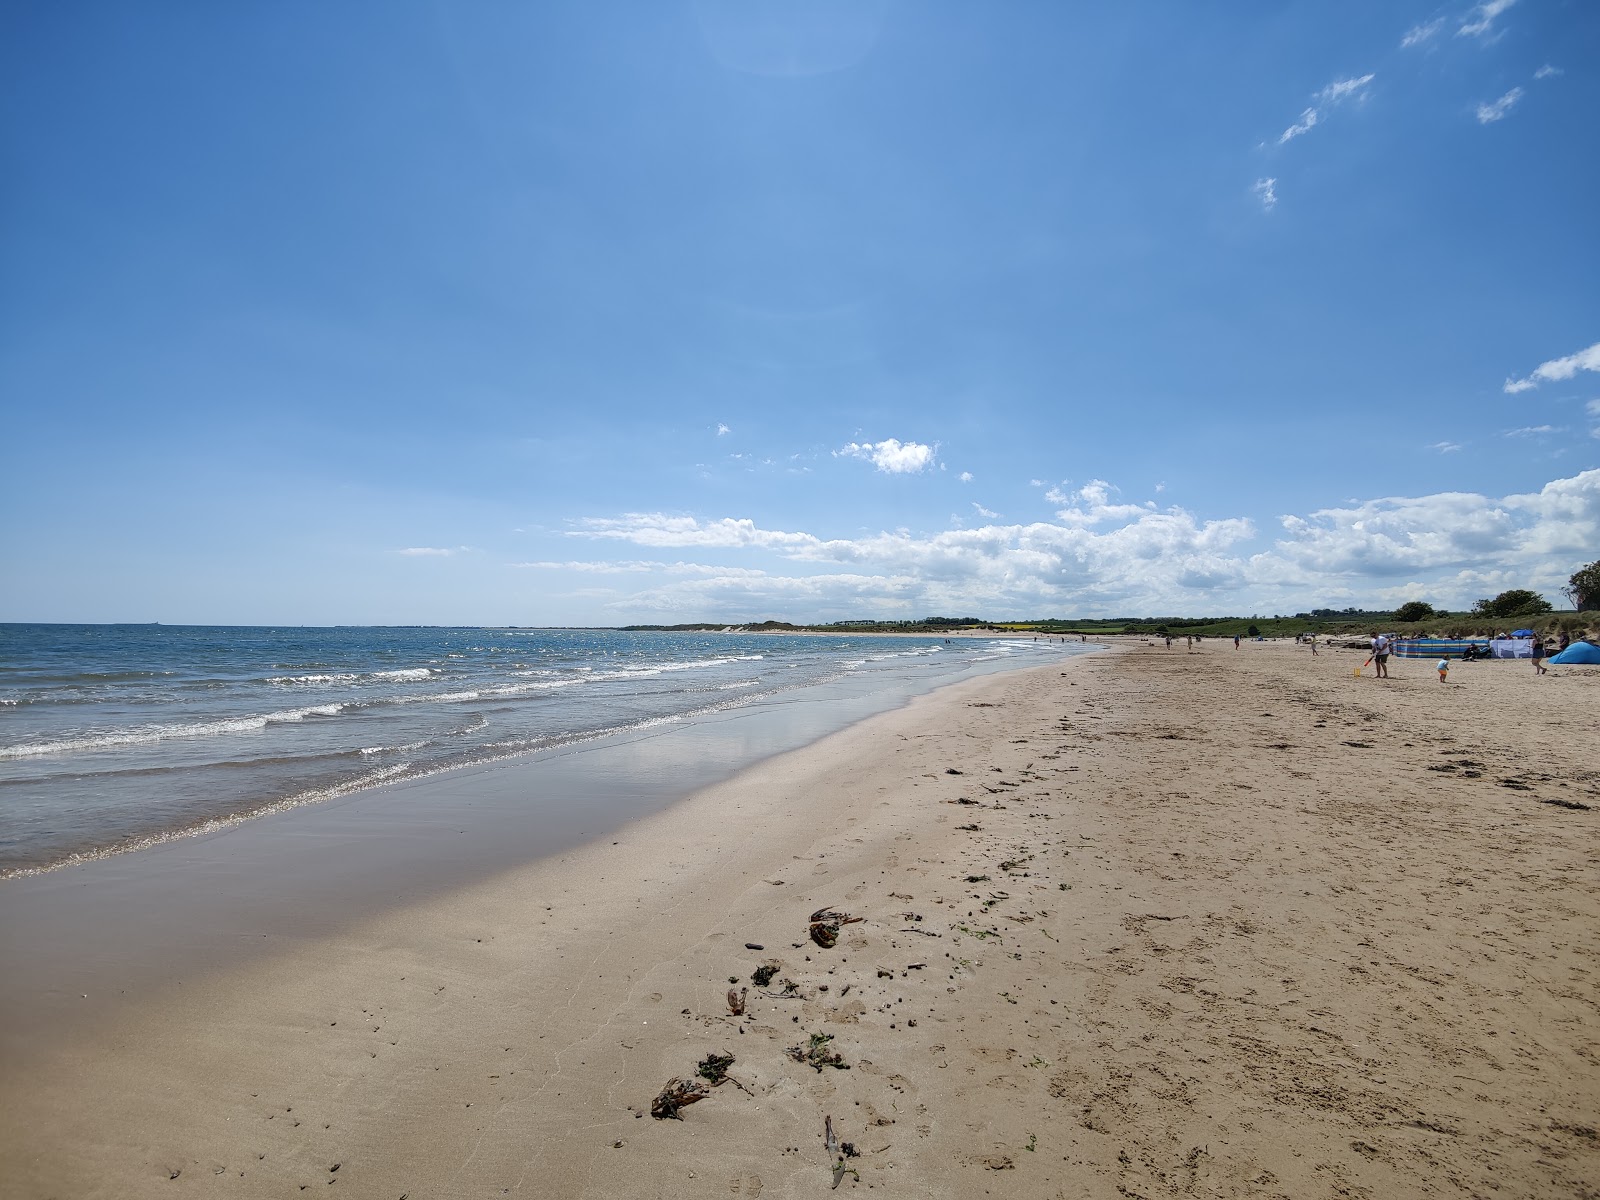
[1437,657,1449,685]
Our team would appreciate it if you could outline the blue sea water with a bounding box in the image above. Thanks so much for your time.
[0,624,1081,875]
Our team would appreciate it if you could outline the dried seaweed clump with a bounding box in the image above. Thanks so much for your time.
[650,1078,708,1120]
[787,1031,849,1072]
[651,1052,737,1119]
[808,907,863,949]
[751,963,779,988]
[696,1052,736,1085]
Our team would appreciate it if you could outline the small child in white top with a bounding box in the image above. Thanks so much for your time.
[1436,658,1449,684]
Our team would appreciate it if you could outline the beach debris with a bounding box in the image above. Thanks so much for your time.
[965,874,990,883]
[651,1051,739,1119]
[744,942,764,950]
[788,1031,849,1072]
[809,907,863,949]
[751,963,779,987]
[727,987,747,1016]
[826,1115,861,1189]
[651,1078,707,1120]
[696,1052,736,1085]
[956,823,981,832]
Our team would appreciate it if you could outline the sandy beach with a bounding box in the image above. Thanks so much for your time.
[2,639,1596,1198]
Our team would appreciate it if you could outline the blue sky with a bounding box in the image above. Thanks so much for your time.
[2,0,1596,625]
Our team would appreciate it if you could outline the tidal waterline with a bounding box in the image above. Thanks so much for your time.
[0,632,1094,1056]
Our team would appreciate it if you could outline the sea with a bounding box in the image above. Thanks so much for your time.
[0,624,1084,877]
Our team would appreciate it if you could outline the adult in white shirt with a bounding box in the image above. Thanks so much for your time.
[1371,632,1391,679]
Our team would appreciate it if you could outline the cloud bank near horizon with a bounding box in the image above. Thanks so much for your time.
[535,470,1599,620]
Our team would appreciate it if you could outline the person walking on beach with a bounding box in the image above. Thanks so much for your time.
[1532,636,1548,675]
[1437,657,1450,685]
[1233,634,1241,650]
[1371,631,1392,679]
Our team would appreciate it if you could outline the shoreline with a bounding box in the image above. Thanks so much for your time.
[1,628,1076,881]
[0,643,1089,1054]
[2,641,1595,1197]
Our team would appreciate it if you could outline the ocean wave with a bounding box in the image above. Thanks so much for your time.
[268,667,434,685]
[0,704,347,760]
[371,667,435,682]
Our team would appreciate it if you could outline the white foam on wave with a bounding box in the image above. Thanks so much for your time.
[0,704,347,760]
[371,668,434,682]
[268,673,360,685]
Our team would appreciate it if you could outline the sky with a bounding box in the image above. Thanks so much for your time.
[2,0,1596,626]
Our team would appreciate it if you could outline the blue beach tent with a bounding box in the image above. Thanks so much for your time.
[1511,628,1536,638]
[1549,641,1600,665]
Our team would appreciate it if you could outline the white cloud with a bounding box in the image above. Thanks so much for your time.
[836,438,936,474]
[1401,18,1445,47]
[398,547,458,556]
[716,423,731,436]
[1460,0,1517,38]
[1278,108,1319,144]
[570,513,819,550]
[1502,425,1558,437]
[1429,441,1463,453]
[1252,177,1278,210]
[1588,400,1600,416]
[1271,472,1596,586]
[564,471,1599,619]
[958,471,974,483]
[1534,64,1562,79]
[1476,87,1524,123]
[1504,340,1600,391]
[1274,74,1373,150]
[972,502,1000,519]
[1317,74,1374,105]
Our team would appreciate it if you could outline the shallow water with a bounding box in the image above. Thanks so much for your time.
[0,624,1083,874]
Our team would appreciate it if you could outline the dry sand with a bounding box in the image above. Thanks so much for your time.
[2,640,1596,1198]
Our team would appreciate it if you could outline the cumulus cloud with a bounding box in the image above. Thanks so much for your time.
[1401,18,1445,47]
[958,471,973,483]
[561,471,1599,620]
[972,502,1000,519]
[1476,87,1524,123]
[1271,473,1596,586]
[716,423,731,436]
[1459,0,1516,38]
[1252,177,1278,210]
[836,438,936,474]
[1504,340,1600,392]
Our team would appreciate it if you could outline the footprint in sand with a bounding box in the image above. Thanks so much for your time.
[728,1175,763,1196]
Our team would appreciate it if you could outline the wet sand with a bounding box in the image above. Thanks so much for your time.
[1,641,1595,1197]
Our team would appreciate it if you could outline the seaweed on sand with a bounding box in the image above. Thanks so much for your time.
[788,1031,849,1072]
[808,906,863,949]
